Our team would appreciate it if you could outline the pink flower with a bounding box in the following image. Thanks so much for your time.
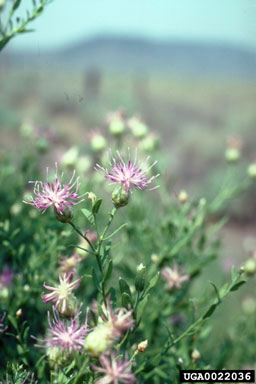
[92,353,137,384]
[0,312,7,333]
[100,296,134,339]
[58,253,82,274]
[0,265,13,289]
[23,164,86,214]
[42,272,80,314]
[161,264,190,291]
[34,308,89,353]
[96,150,159,193]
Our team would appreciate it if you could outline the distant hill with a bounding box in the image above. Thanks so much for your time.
[4,35,256,78]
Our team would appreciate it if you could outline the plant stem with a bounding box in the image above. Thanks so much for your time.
[69,221,96,252]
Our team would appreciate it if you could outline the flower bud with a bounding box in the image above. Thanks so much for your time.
[151,254,159,264]
[61,146,79,168]
[244,258,256,276]
[91,134,107,152]
[137,339,148,352]
[54,207,73,224]
[10,203,22,216]
[109,118,125,136]
[47,346,72,368]
[135,264,146,292]
[84,324,113,357]
[191,349,200,360]
[128,117,148,138]
[178,190,188,204]
[58,296,78,319]
[225,147,240,163]
[247,163,256,179]
[112,186,130,208]
[16,308,22,318]
[35,138,49,153]
[88,192,96,203]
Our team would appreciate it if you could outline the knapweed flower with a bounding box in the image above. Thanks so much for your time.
[42,272,80,316]
[58,253,82,274]
[92,353,137,384]
[0,265,13,289]
[85,297,134,356]
[35,308,89,353]
[96,149,159,193]
[161,264,190,291]
[23,164,86,215]
[0,312,7,333]
[101,296,134,339]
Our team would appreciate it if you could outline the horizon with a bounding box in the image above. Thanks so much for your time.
[6,0,256,52]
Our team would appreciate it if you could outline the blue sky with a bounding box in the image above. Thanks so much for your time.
[8,0,256,51]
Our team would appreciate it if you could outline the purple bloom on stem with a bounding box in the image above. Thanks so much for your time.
[0,312,7,333]
[23,163,86,214]
[92,353,137,384]
[161,264,190,291]
[101,296,134,339]
[42,272,80,314]
[96,149,159,193]
[0,265,13,289]
[34,307,89,353]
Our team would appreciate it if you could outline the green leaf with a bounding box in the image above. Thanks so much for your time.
[119,278,132,298]
[230,280,246,292]
[12,0,22,11]
[81,208,95,225]
[103,260,113,283]
[92,268,101,292]
[8,315,18,330]
[121,292,133,308]
[202,303,217,319]
[137,294,149,322]
[144,272,159,296]
[231,266,239,282]
[103,223,128,240]
[92,199,102,215]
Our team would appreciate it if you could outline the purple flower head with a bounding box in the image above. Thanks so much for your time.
[34,307,89,353]
[58,253,82,274]
[161,264,190,291]
[0,265,13,289]
[96,149,159,193]
[0,312,7,333]
[42,272,80,315]
[101,296,134,339]
[23,163,86,214]
[92,353,137,384]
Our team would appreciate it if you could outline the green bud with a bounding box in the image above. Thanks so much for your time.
[244,258,256,276]
[135,263,146,292]
[35,138,49,153]
[47,347,72,368]
[139,135,159,152]
[247,163,256,179]
[84,324,113,357]
[58,295,78,318]
[225,147,240,163]
[130,120,148,138]
[91,134,107,152]
[54,207,73,224]
[112,186,130,208]
[61,146,79,167]
[109,118,125,136]
[10,203,22,216]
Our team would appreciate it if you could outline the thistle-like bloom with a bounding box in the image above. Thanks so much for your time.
[42,272,80,314]
[35,308,89,353]
[58,254,82,274]
[96,150,159,193]
[101,296,134,339]
[92,353,137,384]
[0,265,13,289]
[161,264,190,291]
[0,312,7,333]
[23,164,86,214]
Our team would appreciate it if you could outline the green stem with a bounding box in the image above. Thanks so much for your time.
[69,222,96,252]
